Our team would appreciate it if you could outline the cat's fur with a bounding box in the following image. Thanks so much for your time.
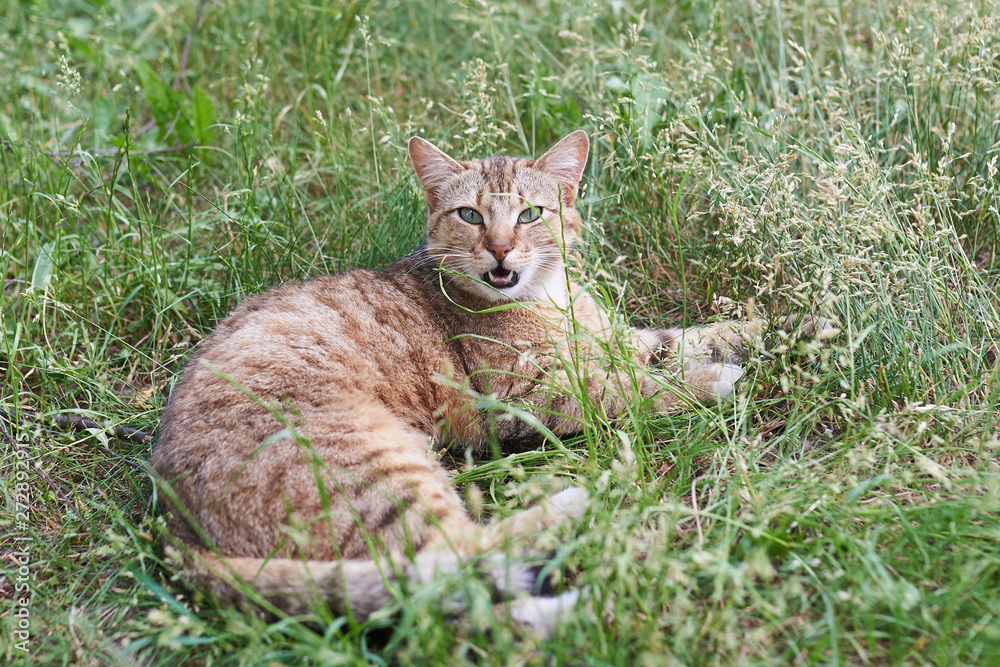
[151,131,759,631]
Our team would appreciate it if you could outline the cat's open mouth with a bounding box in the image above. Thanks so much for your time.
[484,266,519,289]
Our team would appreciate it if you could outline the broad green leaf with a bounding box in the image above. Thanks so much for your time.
[31,241,55,290]
[191,85,217,145]
[136,59,172,136]
[137,59,195,145]
[174,100,197,145]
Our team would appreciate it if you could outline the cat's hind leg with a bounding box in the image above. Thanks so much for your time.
[504,588,583,638]
[475,487,589,637]
[484,486,589,545]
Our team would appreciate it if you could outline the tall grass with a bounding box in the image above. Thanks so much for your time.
[2,0,999,663]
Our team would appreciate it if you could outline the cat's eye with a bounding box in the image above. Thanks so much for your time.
[517,207,542,224]
[458,207,484,225]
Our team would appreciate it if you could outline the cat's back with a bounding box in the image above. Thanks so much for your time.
[154,262,455,466]
[226,267,428,349]
[188,266,442,381]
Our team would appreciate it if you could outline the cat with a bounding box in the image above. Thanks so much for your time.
[151,130,761,634]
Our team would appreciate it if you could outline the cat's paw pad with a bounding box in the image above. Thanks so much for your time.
[547,487,589,521]
[712,363,744,397]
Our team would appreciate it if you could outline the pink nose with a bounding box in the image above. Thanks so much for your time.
[489,243,512,261]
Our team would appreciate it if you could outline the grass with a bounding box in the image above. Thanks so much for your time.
[2,0,999,663]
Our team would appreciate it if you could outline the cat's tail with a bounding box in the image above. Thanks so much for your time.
[173,547,397,620]
[171,546,579,636]
[180,548,550,604]
[169,487,589,635]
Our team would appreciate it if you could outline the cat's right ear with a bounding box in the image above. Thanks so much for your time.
[409,137,464,209]
[533,130,590,208]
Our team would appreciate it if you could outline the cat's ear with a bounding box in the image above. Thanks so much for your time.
[409,137,464,209]
[533,130,589,207]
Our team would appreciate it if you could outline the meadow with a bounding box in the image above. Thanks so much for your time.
[2,0,999,663]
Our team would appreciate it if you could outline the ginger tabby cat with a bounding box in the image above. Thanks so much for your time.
[151,130,758,632]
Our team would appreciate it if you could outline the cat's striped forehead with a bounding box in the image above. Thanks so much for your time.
[475,156,529,193]
[438,157,550,216]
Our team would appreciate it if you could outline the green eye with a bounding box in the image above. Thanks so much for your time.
[458,207,484,225]
[517,207,541,224]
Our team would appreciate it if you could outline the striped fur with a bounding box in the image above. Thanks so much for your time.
[151,131,761,631]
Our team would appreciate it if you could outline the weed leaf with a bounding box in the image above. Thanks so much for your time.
[191,85,217,145]
[31,241,55,290]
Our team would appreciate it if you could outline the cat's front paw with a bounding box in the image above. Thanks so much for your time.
[671,362,744,403]
[506,588,582,638]
[651,321,763,370]
[712,363,744,398]
[546,486,589,522]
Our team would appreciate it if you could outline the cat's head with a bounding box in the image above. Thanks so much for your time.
[409,131,589,304]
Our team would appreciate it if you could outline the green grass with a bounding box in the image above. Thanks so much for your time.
[2,0,999,663]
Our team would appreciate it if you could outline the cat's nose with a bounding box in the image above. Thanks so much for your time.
[488,243,512,261]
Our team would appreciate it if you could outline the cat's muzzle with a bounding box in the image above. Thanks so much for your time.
[484,265,519,289]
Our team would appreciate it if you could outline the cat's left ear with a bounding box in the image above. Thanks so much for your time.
[409,137,465,209]
[533,130,590,207]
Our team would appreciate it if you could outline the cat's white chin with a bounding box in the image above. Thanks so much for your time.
[472,279,524,303]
